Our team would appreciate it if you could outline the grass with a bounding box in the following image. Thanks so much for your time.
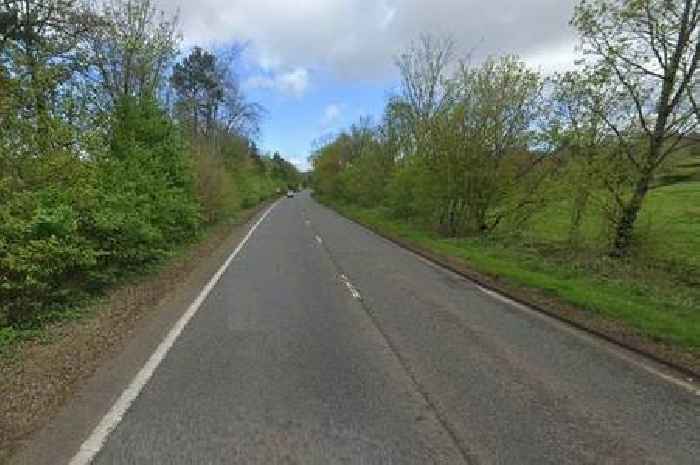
[322,179,700,351]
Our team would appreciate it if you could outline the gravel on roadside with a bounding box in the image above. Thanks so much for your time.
[0,201,274,464]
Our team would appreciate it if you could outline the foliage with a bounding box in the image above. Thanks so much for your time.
[313,48,553,237]
[326,199,700,350]
[314,2,700,260]
[0,0,299,331]
[572,0,700,255]
[88,0,180,105]
[0,97,201,326]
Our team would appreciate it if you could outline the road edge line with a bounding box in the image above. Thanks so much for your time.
[315,199,700,393]
[68,201,279,465]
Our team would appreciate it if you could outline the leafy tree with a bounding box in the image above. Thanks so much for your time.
[0,0,95,151]
[410,55,547,235]
[552,70,636,246]
[0,0,278,330]
[171,46,222,135]
[573,0,700,256]
[88,0,180,106]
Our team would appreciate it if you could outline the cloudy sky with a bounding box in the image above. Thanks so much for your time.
[160,0,580,169]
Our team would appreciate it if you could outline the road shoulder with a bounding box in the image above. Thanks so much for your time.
[1,201,276,465]
[317,198,700,380]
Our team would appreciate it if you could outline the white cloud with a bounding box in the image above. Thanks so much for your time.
[379,2,397,30]
[288,154,311,172]
[523,41,579,75]
[161,0,580,81]
[244,67,310,98]
[321,103,343,129]
[277,68,310,97]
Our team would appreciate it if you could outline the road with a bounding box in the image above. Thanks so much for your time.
[79,192,699,464]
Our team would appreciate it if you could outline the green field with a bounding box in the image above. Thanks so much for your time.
[324,176,700,351]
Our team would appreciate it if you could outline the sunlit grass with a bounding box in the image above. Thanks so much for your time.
[323,179,700,350]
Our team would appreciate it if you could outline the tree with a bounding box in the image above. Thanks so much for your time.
[88,0,180,107]
[0,0,95,151]
[394,34,457,159]
[448,55,548,235]
[573,0,700,256]
[395,34,456,124]
[552,70,638,246]
[215,46,265,138]
[171,46,222,136]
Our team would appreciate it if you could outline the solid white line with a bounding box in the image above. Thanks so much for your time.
[475,285,700,396]
[377,227,700,395]
[68,201,279,465]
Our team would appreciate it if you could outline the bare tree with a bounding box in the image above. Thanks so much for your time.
[214,46,265,139]
[573,0,700,256]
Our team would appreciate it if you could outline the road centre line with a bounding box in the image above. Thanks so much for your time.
[340,274,362,300]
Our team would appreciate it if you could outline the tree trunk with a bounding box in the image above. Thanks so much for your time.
[610,171,652,257]
[568,185,590,246]
[193,99,199,137]
[30,58,49,153]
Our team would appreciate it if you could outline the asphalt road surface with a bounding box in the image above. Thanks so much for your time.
[87,191,698,464]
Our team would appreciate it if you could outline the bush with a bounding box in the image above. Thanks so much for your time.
[193,148,238,223]
[0,97,202,327]
[0,191,98,325]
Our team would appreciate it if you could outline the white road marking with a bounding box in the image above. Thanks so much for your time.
[68,201,280,465]
[340,274,362,300]
[380,231,700,396]
[315,235,323,244]
[475,285,700,396]
[305,219,311,227]
[328,210,700,396]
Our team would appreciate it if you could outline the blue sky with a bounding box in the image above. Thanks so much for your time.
[163,0,580,170]
[243,68,395,170]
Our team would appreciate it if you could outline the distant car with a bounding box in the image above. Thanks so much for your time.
[286,190,294,198]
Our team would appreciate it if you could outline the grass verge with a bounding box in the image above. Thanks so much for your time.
[320,197,700,374]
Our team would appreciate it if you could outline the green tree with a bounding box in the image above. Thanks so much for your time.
[573,0,700,256]
[88,0,180,106]
[0,0,95,152]
[171,46,222,136]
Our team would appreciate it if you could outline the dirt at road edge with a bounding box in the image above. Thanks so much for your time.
[0,201,275,464]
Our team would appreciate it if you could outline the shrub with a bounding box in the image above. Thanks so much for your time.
[0,97,203,327]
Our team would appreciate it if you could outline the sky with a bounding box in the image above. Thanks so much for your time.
[160,0,580,170]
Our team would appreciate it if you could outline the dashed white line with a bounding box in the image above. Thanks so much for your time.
[315,235,323,245]
[340,274,362,300]
[68,201,280,465]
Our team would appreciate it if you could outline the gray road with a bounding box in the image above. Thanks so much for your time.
[92,192,699,465]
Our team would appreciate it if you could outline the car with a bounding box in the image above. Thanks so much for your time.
[286,190,294,198]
